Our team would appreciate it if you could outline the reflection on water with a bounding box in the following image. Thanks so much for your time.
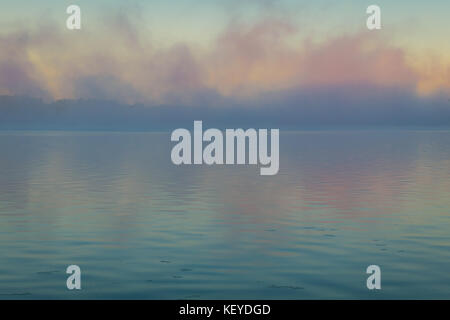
[0,130,449,299]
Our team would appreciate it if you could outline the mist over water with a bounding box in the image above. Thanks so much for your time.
[0,130,449,299]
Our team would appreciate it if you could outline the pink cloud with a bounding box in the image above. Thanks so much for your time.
[0,16,444,103]
[299,33,418,89]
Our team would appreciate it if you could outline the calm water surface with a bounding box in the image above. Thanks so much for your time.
[0,130,449,299]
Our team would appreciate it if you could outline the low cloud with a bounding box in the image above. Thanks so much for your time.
[0,11,449,112]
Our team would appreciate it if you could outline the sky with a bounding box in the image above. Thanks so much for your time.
[0,0,450,127]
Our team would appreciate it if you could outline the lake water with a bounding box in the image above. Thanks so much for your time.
[0,130,449,299]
